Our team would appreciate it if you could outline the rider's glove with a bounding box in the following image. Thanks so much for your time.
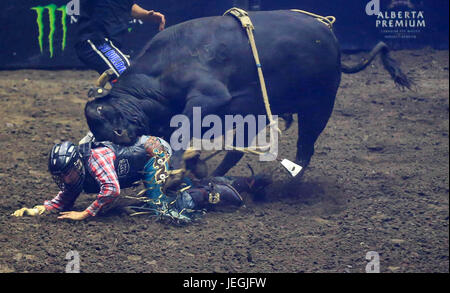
[11,205,47,217]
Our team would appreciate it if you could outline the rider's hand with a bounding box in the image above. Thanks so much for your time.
[144,11,166,31]
[11,205,46,217]
[57,210,90,221]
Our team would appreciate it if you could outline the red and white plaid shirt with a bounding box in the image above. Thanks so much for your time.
[44,147,120,216]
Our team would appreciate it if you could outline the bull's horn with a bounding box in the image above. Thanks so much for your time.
[95,69,115,88]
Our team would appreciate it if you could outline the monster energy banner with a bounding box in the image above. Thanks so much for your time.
[0,0,448,69]
[31,4,68,58]
[1,1,77,68]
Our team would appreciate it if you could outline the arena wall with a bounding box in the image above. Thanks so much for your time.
[0,0,447,69]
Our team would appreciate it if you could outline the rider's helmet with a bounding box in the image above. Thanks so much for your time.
[48,141,85,193]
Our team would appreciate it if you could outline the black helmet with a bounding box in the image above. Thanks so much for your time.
[48,141,85,193]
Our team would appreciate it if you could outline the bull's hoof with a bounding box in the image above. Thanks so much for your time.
[293,162,307,179]
[248,174,273,193]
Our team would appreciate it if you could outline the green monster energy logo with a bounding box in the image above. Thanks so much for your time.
[31,4,67,58]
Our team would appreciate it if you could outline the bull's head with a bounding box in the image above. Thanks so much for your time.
[84,73,173,145]
[85,96,144,145]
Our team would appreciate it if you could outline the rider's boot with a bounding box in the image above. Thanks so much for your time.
[179,181,244,210]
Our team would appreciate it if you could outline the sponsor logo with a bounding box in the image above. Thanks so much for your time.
[97,43,128,75]
[117,159,130,177]
[31,4,67,58]
[366,0,426,40]
[31,1,79,58]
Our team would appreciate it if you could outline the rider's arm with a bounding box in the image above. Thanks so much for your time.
[131,4,165,31]
[131,3,153,19]
[44,190,79,212]
[84,147,120,217]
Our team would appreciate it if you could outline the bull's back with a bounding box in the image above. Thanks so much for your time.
[248,11,341,89]
[221,10,342,105]
[133,10,341,105]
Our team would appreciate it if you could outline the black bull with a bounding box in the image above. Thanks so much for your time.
[85,10,412,177]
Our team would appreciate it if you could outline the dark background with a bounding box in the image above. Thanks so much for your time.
[0,0,448,69]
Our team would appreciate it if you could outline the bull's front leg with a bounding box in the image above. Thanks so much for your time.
[166,79,232,187]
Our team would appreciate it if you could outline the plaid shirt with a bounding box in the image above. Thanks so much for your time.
[44,147,120,216]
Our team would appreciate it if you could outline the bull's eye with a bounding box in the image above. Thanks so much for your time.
[96,106,103,115]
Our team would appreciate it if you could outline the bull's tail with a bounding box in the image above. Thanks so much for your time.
[341,41,413,90]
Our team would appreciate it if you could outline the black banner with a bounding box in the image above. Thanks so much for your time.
[0,0,448,69]
[0,273,448,290]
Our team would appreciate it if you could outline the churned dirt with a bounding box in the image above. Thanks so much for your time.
[0,48,448,273]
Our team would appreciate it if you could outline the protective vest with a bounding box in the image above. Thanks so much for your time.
[78,136,151,193]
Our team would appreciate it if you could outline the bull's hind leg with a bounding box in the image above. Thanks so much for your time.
[296,93,336,173]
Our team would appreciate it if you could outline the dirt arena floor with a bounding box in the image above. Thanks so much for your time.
[0,49,448,273]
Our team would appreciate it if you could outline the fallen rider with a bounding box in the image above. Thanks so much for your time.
[11,135,271,222]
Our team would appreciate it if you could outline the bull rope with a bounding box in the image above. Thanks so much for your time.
[224,7,281,144]
[289,9,336,30]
